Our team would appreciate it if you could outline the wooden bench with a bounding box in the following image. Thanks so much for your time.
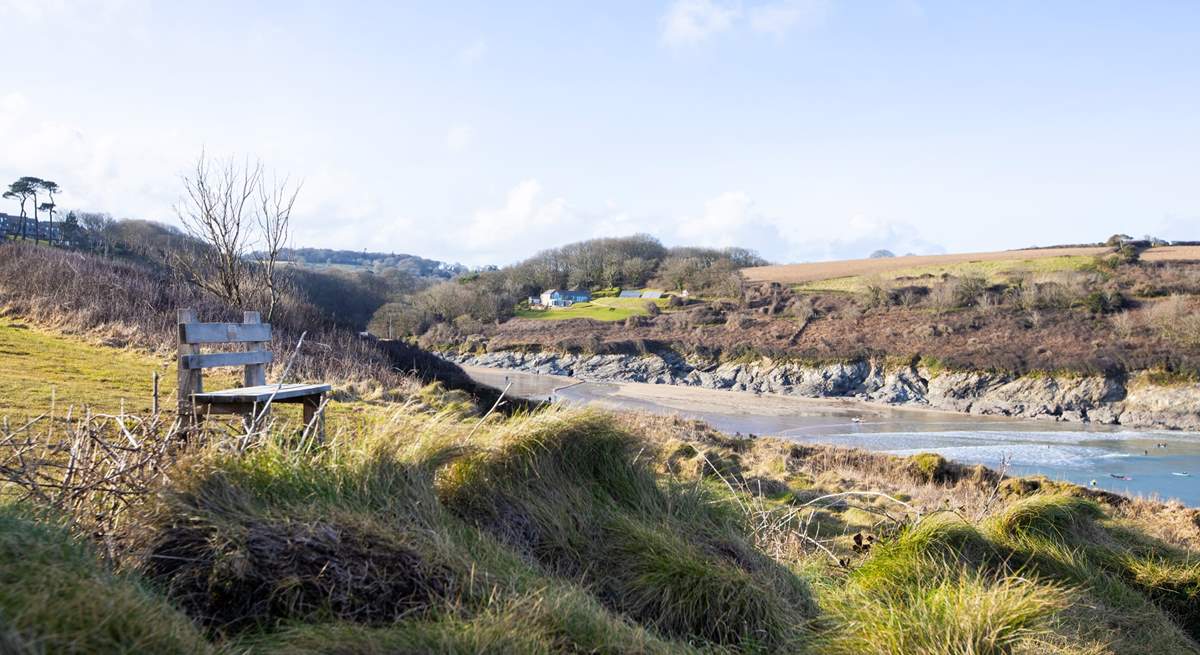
[177,308,331,438]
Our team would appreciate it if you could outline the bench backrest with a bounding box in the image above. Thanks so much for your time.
[177,309,272,408]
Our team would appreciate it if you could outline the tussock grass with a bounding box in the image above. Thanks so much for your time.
[0,504,210,654]
[3,352,1200,653]
[820,569,1066,655]
[436,409,816,649]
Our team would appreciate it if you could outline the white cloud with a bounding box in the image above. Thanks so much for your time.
[672,191,795,261]
[458,39,488,64]
[660,0,740,47]
[668,191,944,264]
[458,179,571,256]
[446,125,473,152]
[0,91,187,220]
[748,0,830,37]
[790,214,944,262]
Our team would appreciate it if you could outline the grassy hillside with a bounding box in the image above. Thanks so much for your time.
[793,254,1099,294]
[2,323,1199,653]
[462,244,1200,377]
[0,317,428,440]
[516,296,673,321]
[742,247,1113,285]
[0,316,172,416]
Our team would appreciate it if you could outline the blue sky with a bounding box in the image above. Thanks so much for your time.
[1,1,1197,265]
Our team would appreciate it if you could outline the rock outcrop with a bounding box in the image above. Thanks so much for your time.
[443,349,1200,431]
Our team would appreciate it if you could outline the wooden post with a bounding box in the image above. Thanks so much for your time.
[152,371,159,414]
[242,311,268,387]
[177,308,201,425]
[302,395,325,442]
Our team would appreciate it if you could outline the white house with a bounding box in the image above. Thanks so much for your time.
[539,289,591,307]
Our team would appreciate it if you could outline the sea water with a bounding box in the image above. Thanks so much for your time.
[465,366,1200,506]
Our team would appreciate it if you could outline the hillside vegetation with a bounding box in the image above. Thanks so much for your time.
[1,324,1199,653]
[3,230,1199,652]
[454,241,1200,378]
[369,236,763,339]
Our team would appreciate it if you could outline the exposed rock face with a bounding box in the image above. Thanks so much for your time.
[444,350,1200,431]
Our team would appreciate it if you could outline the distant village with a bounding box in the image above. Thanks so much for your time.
[0,212,62,243]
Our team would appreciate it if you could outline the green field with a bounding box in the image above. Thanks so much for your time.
[0,318,176,417]
[798,255,1096,293]
[516,296,670,321]
[0,320,382,430]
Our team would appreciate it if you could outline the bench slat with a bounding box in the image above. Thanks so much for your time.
[181,322,272,344]
[181,350,272,370]
[192,383,331,404]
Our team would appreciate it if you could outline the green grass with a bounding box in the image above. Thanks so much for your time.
[798,255,1096,293]
[0,504,211,654]
[0,318,391,431]
[516,296,670,321]
[4,322,1200,654]
[0,317,174,417]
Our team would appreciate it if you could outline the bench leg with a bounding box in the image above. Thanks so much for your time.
[303,395,326,442]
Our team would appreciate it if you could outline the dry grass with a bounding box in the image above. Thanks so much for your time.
[0,241,413,393]
[744,247,1112,285]
[2,395,1199,653]
[1140,245,1200,262]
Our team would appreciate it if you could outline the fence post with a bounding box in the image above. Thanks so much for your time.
[177,309,200,425]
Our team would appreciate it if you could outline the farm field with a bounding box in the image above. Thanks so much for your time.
[742,246,1112,286]
[796,254,1100,293]
[515,296,670,321]
[745,245,1200,292]
[1140,244,1200,262]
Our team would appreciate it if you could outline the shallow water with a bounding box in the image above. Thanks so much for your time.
[465,365,1200,506]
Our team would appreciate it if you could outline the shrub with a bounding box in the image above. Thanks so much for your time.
[930,275,989,310]
[1081,290,1126,315]
[910,453,950,483]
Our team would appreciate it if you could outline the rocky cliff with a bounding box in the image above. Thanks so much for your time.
[444,349,1200,431]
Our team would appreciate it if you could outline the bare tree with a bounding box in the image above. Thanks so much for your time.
[256,172,300,321]
[174,150,299,313]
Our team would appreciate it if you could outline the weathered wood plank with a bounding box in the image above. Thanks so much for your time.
[181,322,272,344]
[177,308,201,423]
[242,311,268,387]
[181,350,272,370]
[192,383,330,404]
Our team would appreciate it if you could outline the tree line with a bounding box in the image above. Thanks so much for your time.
[3,177,61,243]
[368,236,767,339]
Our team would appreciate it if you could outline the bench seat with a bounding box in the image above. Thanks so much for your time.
[192,383,331,404]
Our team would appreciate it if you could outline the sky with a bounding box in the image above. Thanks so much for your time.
[1,0,1198,267]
